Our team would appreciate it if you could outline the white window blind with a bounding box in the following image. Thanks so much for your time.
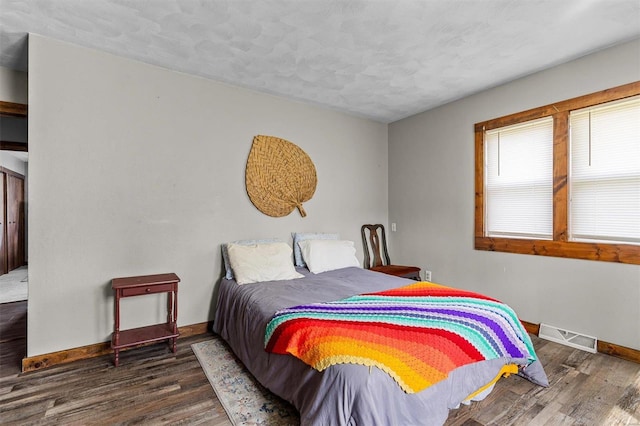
[569,95,640,245]
[485,117,553,239]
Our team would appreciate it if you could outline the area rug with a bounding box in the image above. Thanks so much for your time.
[192,337,300,426]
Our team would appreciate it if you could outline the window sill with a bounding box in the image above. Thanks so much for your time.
[475,236,640,265]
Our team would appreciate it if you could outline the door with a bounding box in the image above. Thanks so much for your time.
[6,173,24,272]
[0,171,6,275]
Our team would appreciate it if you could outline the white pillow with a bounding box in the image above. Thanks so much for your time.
[222,238,281,280]
[298,239,361,274]
[227,242,304,285]
[292,232,339,267]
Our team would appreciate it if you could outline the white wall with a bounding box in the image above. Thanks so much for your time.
[388,39,640,350]
[0,152,27,176]
[27,34,388,356]
[0,66,28,104]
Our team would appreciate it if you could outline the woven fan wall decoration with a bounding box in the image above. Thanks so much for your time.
[245,135,317,217]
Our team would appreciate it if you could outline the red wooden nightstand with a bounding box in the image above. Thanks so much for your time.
[111,273,180,367]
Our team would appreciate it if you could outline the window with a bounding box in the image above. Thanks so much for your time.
[569,96,640,244]
[485,117,553,240]
[475,82,640,264]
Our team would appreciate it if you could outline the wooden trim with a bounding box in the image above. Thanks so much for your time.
[475,237,640,264]
[598,340,640,364]
[0,141,28,152]
[474,129,485,238]
[22,341,112,373]
[520,319,640,365]
[0,101,27,118]
[474,81,640,265]
[475,81,640,131]
[520,320,540,336]
[22,321,213,372]
[552,111,568,242]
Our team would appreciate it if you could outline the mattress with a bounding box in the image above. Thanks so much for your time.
[212,266,548,425]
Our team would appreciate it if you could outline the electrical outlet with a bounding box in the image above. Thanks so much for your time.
[424,270,432,281]
[391,223,397,232]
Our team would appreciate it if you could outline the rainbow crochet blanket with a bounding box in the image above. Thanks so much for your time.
[265,281,536,393]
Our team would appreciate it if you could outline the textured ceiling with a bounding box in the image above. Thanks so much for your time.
[0,0,639,122]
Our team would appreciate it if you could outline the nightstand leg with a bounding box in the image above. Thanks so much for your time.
[113,289,121,367]
[166,290,172,325]
[172,289,178,353]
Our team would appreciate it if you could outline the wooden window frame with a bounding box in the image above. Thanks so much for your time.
[475,81,640,265]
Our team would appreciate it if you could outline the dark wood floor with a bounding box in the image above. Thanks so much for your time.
[1,300,639,425]
[0,301,27,378]
[445,339,640,425]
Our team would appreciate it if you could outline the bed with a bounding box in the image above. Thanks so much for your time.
[213,259,548,425]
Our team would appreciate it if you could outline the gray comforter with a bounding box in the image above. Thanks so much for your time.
[212,267,548,425]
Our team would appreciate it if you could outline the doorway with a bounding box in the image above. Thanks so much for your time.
[0,100,28,375]
[0,164,27,303]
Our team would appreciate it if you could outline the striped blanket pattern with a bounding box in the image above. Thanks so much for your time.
[265,281,536,393]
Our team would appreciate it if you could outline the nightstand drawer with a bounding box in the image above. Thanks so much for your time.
[121,283,174,297]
